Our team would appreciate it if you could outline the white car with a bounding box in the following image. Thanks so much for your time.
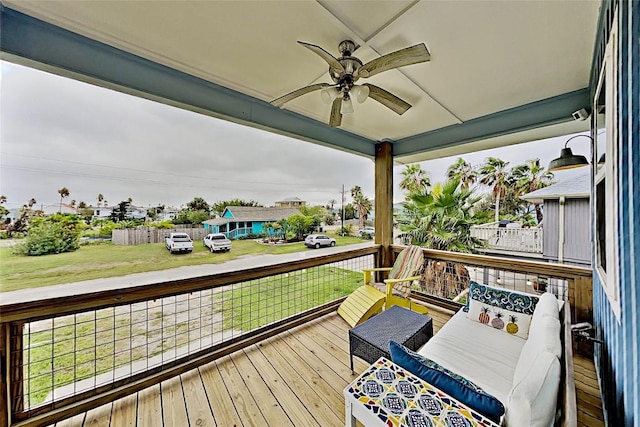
[203,233,232,252]
[304,234,336,249]
[357,227,375,238]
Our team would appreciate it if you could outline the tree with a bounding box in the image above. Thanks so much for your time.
[511,159,555,224]
[287,214,314,241]
[0,196,8,220]
[186,197,210,212]
[399,164,431,197]
[97,194,104,207]
[338,204,356,220]
[110,201,131,222]
[400,179,488,299]
[70,200,76,207]
[447,158,477,190]
[16,214,84,256]
[58,187,70,213]
[78,201,87,209]
[350,186,372,228]
[327,199,337,211]
[479,157,511,221]
[400,179,485,253]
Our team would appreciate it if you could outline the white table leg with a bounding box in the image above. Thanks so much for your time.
[345,398,356,427]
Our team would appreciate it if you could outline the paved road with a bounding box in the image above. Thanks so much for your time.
[0,242,375,306]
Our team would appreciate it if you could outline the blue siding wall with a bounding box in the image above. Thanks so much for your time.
[592,2,639,425]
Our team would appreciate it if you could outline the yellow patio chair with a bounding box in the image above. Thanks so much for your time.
[337,245,429,327]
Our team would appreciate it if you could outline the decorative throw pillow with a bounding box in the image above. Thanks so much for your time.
[464,281,539,339]
[389,341,505,423]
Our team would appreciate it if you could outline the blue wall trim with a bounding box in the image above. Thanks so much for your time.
[0,6,375,157]
[393,89,590,157]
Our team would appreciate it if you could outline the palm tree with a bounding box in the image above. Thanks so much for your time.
[28,198,37,208]
[328,199,336,211]
[400,179,486,298]
[447,158,477,190]
[399,164,430,197]
[97,194,104,207]
[350,186,372,228]
[479,157,511,222]
[511,159,555,224]
[58,187,70,213]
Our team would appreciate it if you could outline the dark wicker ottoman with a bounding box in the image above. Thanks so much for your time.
[349,305,433,373]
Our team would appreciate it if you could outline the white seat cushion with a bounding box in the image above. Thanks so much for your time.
[418,310,525,404]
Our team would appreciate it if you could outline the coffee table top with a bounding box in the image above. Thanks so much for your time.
[349,306,432,350]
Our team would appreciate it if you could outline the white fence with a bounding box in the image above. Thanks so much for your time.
[112,227,207,245]
[471,225,543,253]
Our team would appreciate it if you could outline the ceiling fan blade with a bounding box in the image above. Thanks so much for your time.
[329,97,343,127]
[271,83,333,107]
[356,43,430,78]
[298,41,345,74]
[363,84,411,115]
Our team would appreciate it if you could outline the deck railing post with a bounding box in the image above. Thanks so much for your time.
[9,322,24,421]
[1,323,9,427]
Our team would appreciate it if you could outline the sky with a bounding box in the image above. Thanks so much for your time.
[1,61,591,212]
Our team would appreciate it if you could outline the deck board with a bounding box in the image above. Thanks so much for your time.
[61,306,604,427]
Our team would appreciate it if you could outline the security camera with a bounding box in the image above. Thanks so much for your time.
[572,108,590,121]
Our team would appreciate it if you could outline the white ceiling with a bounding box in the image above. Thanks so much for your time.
[2,0,600,161]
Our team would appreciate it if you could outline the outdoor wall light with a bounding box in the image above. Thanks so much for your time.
[548,134,592,171]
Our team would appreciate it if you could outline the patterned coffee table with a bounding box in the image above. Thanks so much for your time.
[344,357,501,427]
[349,305,433,373]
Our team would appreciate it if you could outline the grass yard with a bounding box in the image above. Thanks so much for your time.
[221,265,363,331]
[23,264,363,406]
[0,234,364,292]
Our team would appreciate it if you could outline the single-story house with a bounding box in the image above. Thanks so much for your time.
[203,206,301,239]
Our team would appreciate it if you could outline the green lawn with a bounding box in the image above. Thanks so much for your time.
[0,234,365,292]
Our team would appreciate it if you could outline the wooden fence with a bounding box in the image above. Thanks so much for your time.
[112,227,207,245]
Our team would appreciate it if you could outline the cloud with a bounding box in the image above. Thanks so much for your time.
[1,61,590,211]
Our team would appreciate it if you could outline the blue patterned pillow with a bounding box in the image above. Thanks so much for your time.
[463,281,538,315]
[389,341,505,423]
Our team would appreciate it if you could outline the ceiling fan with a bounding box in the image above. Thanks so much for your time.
[271,40,430,127]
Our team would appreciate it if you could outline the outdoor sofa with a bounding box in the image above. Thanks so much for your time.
[389,283,571,426]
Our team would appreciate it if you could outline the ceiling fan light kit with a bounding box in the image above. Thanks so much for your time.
[271,39,431,127]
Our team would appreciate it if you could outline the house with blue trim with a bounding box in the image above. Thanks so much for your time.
[202,206,301,239]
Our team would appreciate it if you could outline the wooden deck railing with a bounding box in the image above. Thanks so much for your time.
[0,245,593,426]
[0,246,379,427]
[470,224,544,253]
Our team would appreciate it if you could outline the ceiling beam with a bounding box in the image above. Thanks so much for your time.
[392,88,591,157]
[0,5,376,157]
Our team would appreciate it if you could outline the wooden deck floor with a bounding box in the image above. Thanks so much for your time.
[52,305,604,427]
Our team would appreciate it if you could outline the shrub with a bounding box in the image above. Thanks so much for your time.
[15,215,83,256]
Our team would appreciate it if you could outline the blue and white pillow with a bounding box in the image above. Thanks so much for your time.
[389,341,505,423]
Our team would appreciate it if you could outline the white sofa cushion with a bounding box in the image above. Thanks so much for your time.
[533,292,561,322]
[418,310,525,404]
[505,350,560,427]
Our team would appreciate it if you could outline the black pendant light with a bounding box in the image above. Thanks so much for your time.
[548,135,591,171]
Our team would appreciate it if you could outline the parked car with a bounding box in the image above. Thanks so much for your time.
[165,233,193,254]
[203,233,232,253]
[305,234,336,249]
[357,227,375,238]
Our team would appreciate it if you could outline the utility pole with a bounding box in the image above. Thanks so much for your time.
[340,184,346,235]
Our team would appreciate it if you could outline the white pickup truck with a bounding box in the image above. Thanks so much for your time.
[203,233,232,253]
[165,233,194,254]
